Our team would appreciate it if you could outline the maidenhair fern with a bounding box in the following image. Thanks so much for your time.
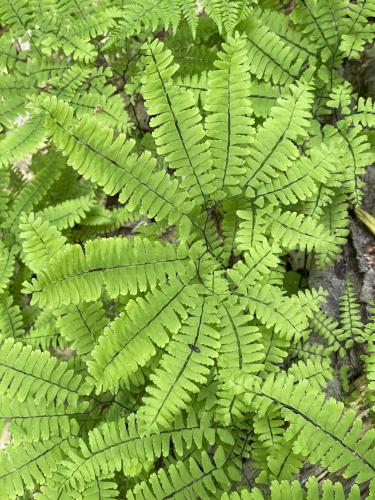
[0,0,374,498]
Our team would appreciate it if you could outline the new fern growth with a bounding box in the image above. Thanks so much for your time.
[0,0,374,498]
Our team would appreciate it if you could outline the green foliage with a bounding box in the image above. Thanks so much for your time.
[0,0,373,498]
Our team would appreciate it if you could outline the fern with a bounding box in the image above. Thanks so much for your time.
[0,337,83,404]
[0,0,373,497]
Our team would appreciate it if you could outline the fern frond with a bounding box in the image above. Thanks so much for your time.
[0,0,32,35]
[288,358,333,390]
[26,237,194,308]
[0,436,75,499]
[364,337,375,412]
[26,309,62,350]
[242,82,314,193]
[335,125,371,205]
[349,97,375,129]
[0,293,24,339]
[36,194,95,230]
[178,0,198,37]
[242,17,312,85]
[290,0,346,62]
[56,301,107,357]
[203,0,252,35]
[260,327,290,374]
[265,208,339,254]
[128,447,241,499]
[227,242,281,291]
[0,114,45,169]
[2,162,63,232]
[251,374,375,484]
[340,0,375,59]
[0,396,84,444]
[253,405,284,450]
[138,296,220,432]
[204,33,253,194]
[314,192,349,267]
[0,337,82,404]
[38,96,194,227]
[19,213,67,272]
[78,205,133,239]
[236,205,269,251]
[250,146,337,207]
[337,278,369,347]
[110,0,181,42]
[217,295,264,380]
[224,477,363,499]
[249,80,281,118]
[56,411,232,492]
[260,438,304,482]
[240,285,310,341]
[142,38,215,203]
[0,241,15,294]
[88,279,200,391]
